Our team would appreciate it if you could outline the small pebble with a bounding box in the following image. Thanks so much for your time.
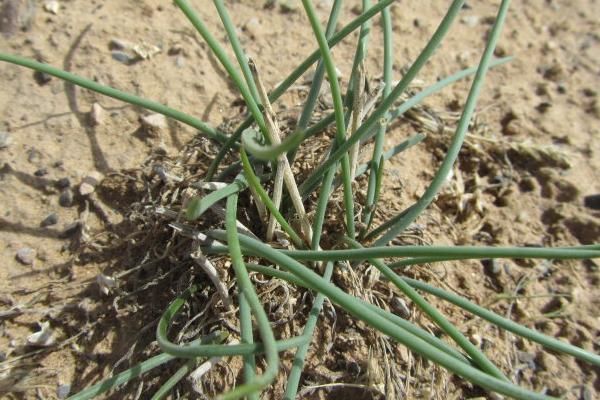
[491,259,502,274]
[55,177,70,189]
[40,213,58,227]
[43,1,60,15]
[16,247,36,265]
[82,171,103,187]
[57,383,71,399]
[461,15,479,27]
[243,18,261,39]
[0,132,11,148]
[175,55,185,68]
[88,102,105,127]
[34,168,48,177]
[111,51,136,65]
[79,171,103,195]
[279,0,298,12]
[79,182,95,196]
[58,189,74,207]
[140,113,166,136]
[27,147,41,162]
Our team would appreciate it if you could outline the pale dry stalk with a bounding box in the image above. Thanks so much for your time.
[249,59,313,244]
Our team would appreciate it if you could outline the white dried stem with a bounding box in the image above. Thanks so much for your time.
[266,158,285,241]
[348,62,366,180]
[190,247,232,309]
[249,59,313,244]
[189,339,239,394]
[360,80,385,122]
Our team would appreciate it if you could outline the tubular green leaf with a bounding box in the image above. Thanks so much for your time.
[174,0,270,142]
[403,276,600,367]
[0,54,227,143]
[68,332,224,400]
[344,237,508,381]
[246,263,471,364]
[242,128,305,161]
[185,177,247,221]
[299,0,467,198]
[373,0,511,246]
[302,0,356,238]
[208,231,553,400]
[222,194,279,400]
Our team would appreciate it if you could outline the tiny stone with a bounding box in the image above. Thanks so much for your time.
[79,182,95,196]
[279,0,298,12]
[34,71,52,85]
[461,15,479,27]
[0,132,11,148]
[27,147,41,162]
[58,189,74,207]
[55,177,70,189]
[40,213,58,227]
[140,113,166,136]
[34,168,48,177]
[175,55,185,68]
[491,259,502,274]
[243,18,260,39]
[16,247,36,265]
[61,221,81,238]
[43,1,60,15]
[111,51,136,65]
[57,383,71,399]
[81,171,103,187]
[88,102,104,127]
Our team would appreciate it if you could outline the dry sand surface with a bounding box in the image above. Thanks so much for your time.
[0,0,599,399]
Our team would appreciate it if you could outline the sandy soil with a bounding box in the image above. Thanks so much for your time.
[0,0,599,399]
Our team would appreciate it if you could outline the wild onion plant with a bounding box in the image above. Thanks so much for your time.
[1,0,599,399]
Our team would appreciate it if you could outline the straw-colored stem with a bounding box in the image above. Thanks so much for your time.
[248,61,313,244]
